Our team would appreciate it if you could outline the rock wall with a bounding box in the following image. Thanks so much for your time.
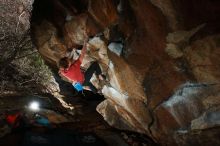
[30,0,220,145]
[0,0,58,95]
[0,0,33,60]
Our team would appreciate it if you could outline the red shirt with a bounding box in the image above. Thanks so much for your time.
[6,113,21,127]
[60,59,85,84]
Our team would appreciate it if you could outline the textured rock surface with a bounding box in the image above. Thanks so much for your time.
[0,0,57,95]
[31,0,220,145]
[8,0,220,145]
[0,0,33,62]
[151,83,220,145]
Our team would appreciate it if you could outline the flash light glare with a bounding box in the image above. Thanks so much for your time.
[29,101,40,111]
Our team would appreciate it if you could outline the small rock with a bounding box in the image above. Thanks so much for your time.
[121,132,129,139]
[0,125,11,138]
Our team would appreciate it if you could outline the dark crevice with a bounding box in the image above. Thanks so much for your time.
[31,0,88,39]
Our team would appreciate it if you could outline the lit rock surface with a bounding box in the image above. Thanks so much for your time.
[151,83,220,145]
[3,0,220,145]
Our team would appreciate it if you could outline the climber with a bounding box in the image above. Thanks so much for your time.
[58,42,106,93]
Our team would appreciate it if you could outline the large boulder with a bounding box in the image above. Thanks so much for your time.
[151,83,220,145]
[30,0,220,145]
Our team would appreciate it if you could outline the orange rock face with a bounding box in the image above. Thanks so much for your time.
[30,0,220,145]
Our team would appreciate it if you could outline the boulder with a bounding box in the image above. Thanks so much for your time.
[29,0,220,145]
[151,83,220,145]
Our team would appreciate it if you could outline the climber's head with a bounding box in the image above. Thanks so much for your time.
[59,57,70,70]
